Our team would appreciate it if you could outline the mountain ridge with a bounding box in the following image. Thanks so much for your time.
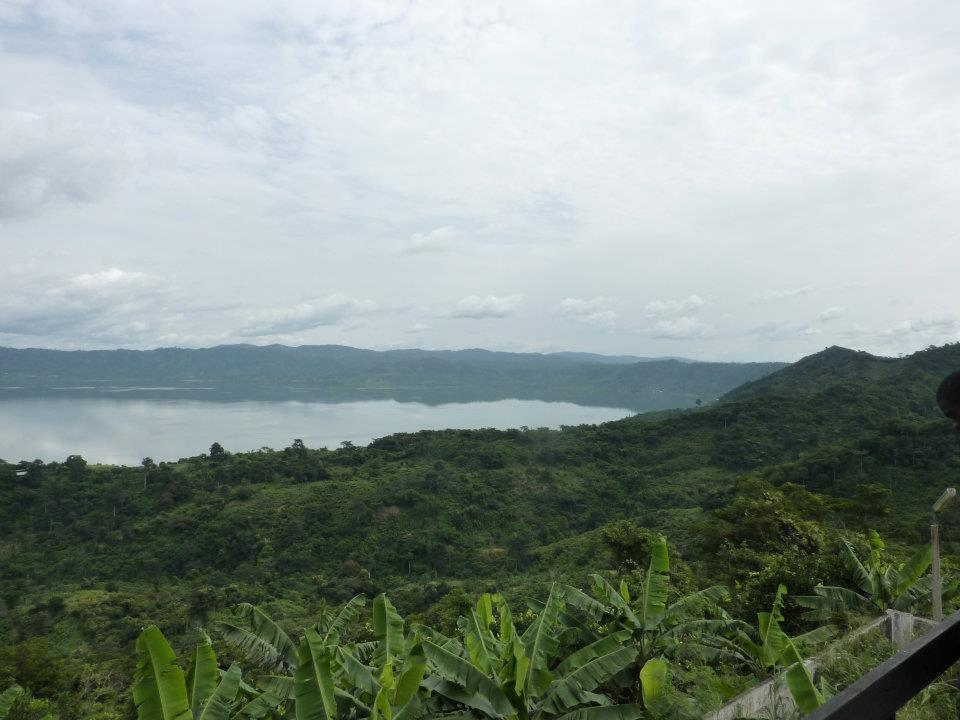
[0,344,786,412]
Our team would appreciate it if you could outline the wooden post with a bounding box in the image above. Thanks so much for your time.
[933,522,942,622]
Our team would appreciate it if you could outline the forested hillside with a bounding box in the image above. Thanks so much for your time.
[1,343,959,719]
[0,345,785,411]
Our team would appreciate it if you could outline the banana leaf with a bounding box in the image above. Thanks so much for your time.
[318,595,366,647]
[132,625,193,720]
[639,657,668,708]
[373,595,406,665]
[294,629,338,720]
[186,630,219,717]
[197,663,241,720]
[422,639,514,717]
[541,646,637,713]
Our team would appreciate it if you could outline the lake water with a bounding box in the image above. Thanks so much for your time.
[0,397,633,466]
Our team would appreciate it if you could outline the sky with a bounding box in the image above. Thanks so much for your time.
[1,1,959,362]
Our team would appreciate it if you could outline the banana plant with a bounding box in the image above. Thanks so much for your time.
[133,625,275,720]
[718,585,833,715]
[558,533,732,705]
[301,594,426,720]
[421,584,644,719]
[218,596,367,716]
[795,530,934,620]
[0,686,24,720]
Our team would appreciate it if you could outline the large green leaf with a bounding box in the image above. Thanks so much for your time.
[422,639,515,717]
[783,655,824,715]
[133,625,193,720]
[236,691,282,720]
[557,584,612,623]
[542,645,637,713]
[841,539,875,597]
[219,604,297,672]
[756,585,791,670]
[638,658,668,708]
[255,675,294,700]
[319,595,366,647]
[892,544,932,599]
[393,646,427,708]
[894,575,934,611]
[0,686,23,719]
[554,631,632,677]
[664,585,730,622]
[420,676,509,718]
[496,595,518,652]
[336,647,380,697]
[186,630,219,717]
[373,595,406,665]
[294,629,338,720]
[638,535,670,631]
[197,663,241,720]
[795,585,873,621]
[588,575,641,630]
[460,605,499,675]
[520,582,563,696]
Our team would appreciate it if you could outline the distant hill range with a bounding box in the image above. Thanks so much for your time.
[0,344,785,411]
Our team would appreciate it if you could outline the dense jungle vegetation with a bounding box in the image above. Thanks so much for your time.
[2,343,960,719]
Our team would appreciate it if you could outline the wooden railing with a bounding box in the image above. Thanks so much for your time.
[805,608,960,720]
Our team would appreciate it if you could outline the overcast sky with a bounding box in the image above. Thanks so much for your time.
[2,1,959,361]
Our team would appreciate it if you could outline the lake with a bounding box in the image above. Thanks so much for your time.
[0,397,634,465]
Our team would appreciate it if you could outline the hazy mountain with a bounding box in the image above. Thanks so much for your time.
[0,344,786,411]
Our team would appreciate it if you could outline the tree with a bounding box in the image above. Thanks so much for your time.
[141,457,156,490]
[209,443,226,459]
[64,454,87,479]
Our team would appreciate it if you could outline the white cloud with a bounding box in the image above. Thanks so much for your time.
[580,310,617,330]
[238,296,375,336]
[651,316,704,339]
[645,295,704,317]
[404,322,431,334]
[444,295,523,320]
[404,226,459,254]
[0,266,166,342]
[557,296,609,316]
[556,297,617,329]
[818,307,842,322]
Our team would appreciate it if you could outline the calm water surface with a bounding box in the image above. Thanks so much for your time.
[0,397,633,465]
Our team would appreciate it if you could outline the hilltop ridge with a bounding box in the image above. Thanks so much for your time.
[722,343,959,410]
